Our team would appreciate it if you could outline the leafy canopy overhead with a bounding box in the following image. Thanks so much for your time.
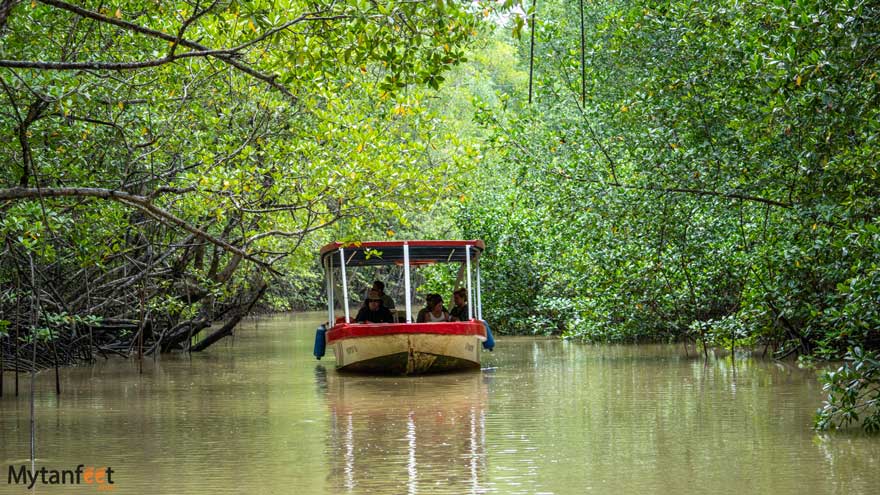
[0,0,486,354]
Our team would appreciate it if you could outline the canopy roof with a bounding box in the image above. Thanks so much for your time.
[319,240,484,267]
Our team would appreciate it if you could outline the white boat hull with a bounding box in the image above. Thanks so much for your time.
[332,333,483,374]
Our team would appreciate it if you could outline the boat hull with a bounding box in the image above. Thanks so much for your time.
[326,322,487,374]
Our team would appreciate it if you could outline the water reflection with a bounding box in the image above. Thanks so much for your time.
[321,370,490,495]
[2,314,879,495]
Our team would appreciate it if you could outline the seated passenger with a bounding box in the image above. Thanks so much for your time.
[371,280,395,310]
[418,294,448,323]
[355,290,394,324]
[449,288,470,321]
[415,294,435,323]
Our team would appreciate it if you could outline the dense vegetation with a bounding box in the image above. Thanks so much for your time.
[459,0,879,430]
[0,0,480,371]
[1,0,877,429]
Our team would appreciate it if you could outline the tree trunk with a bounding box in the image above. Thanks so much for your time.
[190,280,268,352]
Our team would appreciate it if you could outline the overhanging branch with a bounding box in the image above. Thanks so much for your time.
[37,0,296,100]
[0,47,239,71]
[553,170,792,208]
[0,187,281,274]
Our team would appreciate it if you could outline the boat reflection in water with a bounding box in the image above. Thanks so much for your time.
[317,367,490,494]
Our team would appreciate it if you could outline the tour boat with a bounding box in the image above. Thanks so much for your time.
[313,240,494,374]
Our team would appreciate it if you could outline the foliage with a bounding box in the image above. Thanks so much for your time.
[2,0,879,436]
[816,347,880,432]
[0,0,484,358]
[460,0,880,361]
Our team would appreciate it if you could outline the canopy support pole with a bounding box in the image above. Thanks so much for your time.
[466,245,473,320]
[339,248,350,323]
[476,262,482,320]
[326,256,334,324]
[403,242,412,323]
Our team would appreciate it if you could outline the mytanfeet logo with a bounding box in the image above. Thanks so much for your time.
[7,464,115,490]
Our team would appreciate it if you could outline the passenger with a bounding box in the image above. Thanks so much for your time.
[449,288,470,321]
[418,294,449,323]
[371,280,395,310]
[415,294,435,323]
[355,290,394,324]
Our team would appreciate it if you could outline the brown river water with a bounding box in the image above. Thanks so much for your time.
[1,312,878,494]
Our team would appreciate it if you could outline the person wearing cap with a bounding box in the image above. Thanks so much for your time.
[449,288,470,321]
[355,290,394,323]
[371,280,395,310]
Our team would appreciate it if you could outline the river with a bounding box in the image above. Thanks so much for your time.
[1,312,878,494]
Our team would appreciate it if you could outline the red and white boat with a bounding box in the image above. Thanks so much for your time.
[314,240,494,374]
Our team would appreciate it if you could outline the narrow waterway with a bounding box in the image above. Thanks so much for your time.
[1,312,878,494]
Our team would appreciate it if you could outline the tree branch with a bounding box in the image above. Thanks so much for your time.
[244,216,341,245]
[0,0,19,31]
[553,169,792,208]
[37,0,296,100]
[188,279,267,352]
[0,48,242,70]
[0,187,281,274]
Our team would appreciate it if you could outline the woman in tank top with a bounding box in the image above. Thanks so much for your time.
[418,294,448,322]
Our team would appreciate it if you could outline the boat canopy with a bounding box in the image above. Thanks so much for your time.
[320,240,485,324]
[319,240,484,267]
